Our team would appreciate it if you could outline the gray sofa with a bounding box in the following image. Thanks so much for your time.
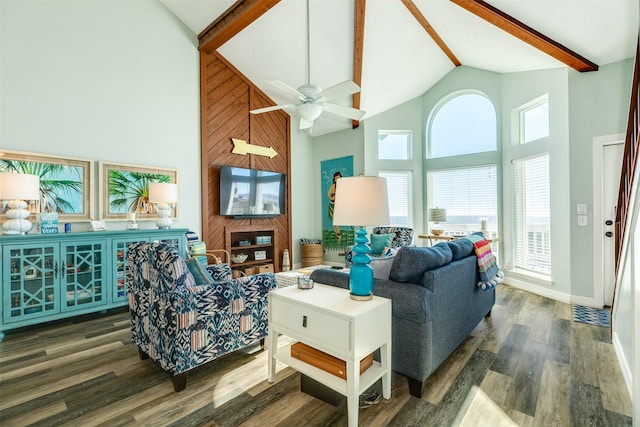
[310,239,495,398]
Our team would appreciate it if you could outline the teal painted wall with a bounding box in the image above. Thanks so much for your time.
[1,0,201,233]
[312,61,634,302]
[568,59,633,298]
[312,125,365,264]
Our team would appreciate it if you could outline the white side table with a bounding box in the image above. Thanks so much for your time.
[268,283,392,427]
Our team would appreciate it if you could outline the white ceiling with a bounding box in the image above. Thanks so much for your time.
[162,0,639,136]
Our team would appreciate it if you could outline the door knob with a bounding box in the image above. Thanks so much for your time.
[605,231,613,237]
[605,220,613,226]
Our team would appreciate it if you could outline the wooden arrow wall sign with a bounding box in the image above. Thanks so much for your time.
[232,138,278,158]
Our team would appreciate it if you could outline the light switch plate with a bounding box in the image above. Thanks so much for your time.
[577,203,587,215]
[578,215,588,226]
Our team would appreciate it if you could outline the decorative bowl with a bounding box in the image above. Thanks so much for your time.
[231,253,248,264]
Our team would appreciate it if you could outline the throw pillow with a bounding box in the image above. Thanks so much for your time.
[382,246,399,257]
[370,255,396,280]
[186,258,214,286]
[389,243,453,283]
[448,238,474,260]
[370,233,394,255]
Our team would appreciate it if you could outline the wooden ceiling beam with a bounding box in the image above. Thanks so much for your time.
[199,0,281,53]
[401,0,461,66]
[451,0,598,72]
[352,0,366,129]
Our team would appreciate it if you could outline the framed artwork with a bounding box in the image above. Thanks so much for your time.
[0,149,93,222]
[320,155,354,250]
[99,161,178,220]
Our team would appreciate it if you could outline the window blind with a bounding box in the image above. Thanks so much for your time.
[513,154,551,275]
[427,165,498,235]
[379,170,413,227]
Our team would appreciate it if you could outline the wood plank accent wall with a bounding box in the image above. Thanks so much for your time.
[199,50,291,271]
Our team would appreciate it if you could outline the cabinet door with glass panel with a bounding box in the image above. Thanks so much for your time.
[61,240,107,312]
[3,243,59,323]
[112,234,184,303]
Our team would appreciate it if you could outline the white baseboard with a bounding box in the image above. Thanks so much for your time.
[611,331,633,400]
[569,295,600,308]
[503,276,600,307]
[503,276,572,304]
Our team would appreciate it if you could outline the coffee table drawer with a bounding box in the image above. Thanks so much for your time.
[271,298,351,350]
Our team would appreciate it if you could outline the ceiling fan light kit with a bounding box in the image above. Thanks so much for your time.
[248,0,365,132]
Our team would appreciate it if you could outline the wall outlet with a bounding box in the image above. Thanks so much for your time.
[504,261,511,270]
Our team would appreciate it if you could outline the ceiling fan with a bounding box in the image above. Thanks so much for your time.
[249,0,365,131]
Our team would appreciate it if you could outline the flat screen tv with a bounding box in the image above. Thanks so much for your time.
[219,166,286,218]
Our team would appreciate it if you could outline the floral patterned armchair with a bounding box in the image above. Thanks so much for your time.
[126,241,277,391]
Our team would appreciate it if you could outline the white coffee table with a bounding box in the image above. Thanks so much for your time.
[267,283,392,427]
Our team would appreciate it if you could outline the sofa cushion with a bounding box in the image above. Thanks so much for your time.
[186,258,214,286]
[389,243,453,283]
[370,255,396,279]
[448,238,474,261]
[371,233,394,254]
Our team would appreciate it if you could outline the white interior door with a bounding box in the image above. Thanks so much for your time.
[602,142,623,306]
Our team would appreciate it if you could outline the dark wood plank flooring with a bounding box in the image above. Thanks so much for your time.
[0,284,632,426]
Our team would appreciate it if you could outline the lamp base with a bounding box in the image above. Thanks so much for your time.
[349,293,373,301]
[155,203,173,229]
[3,200,33,235]
[349,226,374,301]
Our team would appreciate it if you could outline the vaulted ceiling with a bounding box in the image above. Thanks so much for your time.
[162,0,639,136]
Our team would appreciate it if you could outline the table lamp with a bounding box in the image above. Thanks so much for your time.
[0,172,40,235]
[428,208,447,236]
[332,176,390,300]
[148,182,178,229]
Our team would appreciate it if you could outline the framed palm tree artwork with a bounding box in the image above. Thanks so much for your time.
[99,161,178,221]
[0,150,93,222]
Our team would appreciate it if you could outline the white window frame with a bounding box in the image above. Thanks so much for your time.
[519,95,549,144]
[426,164,499,237]
[377,130,412,160]
[426,91,497,159]
[512,153,551,277]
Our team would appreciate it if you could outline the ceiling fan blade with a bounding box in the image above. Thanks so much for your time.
[323,103,366,120]
[299,116,314,130]
[250,104,295,114]
[317,80,361,101]
[265,80,305,100]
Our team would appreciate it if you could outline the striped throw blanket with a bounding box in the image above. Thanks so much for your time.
[465,233,504,290]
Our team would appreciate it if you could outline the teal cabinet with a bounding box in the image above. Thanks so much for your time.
[111,233,184,303]
[0,228,187,340]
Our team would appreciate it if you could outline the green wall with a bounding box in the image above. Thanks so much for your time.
[1,0,201,233]
[568,59,633,298]
[312,125,365,264]
[312,61,634,303]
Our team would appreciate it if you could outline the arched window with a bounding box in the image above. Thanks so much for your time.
[427,92,497,158]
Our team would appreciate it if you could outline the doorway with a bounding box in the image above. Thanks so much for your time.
[593,134,624,307]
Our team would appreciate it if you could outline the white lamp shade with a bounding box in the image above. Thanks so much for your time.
[148,182,178,204]
[0,172,40,200]
[332,176,390,226]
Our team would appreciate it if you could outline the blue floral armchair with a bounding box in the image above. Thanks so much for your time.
[126,241,277,391]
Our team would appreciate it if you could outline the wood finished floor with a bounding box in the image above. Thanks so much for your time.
[0,284,632,426]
